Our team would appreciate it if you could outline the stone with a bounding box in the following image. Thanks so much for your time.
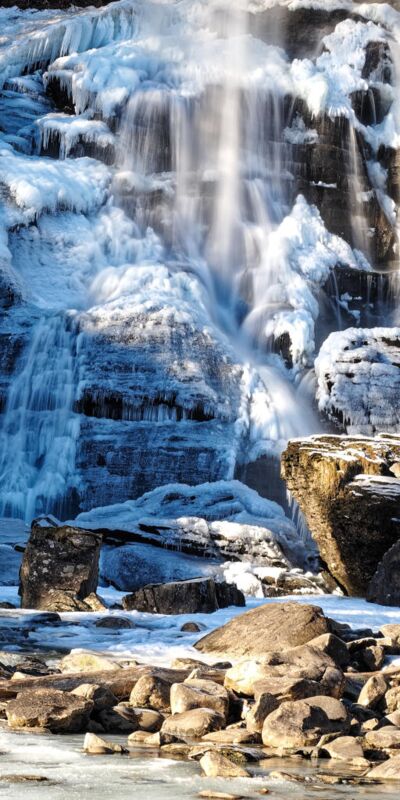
[83,732,127,754]
[307,633,350,669]
[195,602,330,657]
[71,683,118,711]
[202,728,260,744]
[170,679,229,720]
[97,703,138,733]
[364,727,400,755]
[161,708,225,740]
[368,540,400,606]
[19,521,102,609]
[199,751,250,779]
[319,735,368,766]
[122,578,244,615]
[95,616,135,629]
[358,674,388,708]
[384,687,400,714]
[129,674,172,712]
[261,696,349,750]
[6,688,93,733]
[60,653,120,674]
[380,625,400,646]
[130,707,164,732]
[180,622,203,633]
[367,755,400,780]
[31,590,93,612]
[246,674,334,733]
[361,645,385,671]
[281,434,400,595]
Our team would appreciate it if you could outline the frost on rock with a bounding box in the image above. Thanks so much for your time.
[315,327,400,434]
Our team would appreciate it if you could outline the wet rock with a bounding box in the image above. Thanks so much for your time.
[358,674,388,709]
[83,732,127,754]
[129,674,172,712]
[60,652,120,674]
[319,735,368,766]
[122,578,244,615]
[6,688,93,733]
[19,520,102,609]
[161,708,225,740]
[281,434,400,595]
[95,616,135,629]
[97,702,138,733]
[180,622,203,633]
[199,750,250,778]
[367,754,400,780]
[171,679,230,720]
[195,602,330,657]
[262,696,349,749]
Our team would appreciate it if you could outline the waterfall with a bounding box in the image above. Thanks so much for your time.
[0,315,80,522]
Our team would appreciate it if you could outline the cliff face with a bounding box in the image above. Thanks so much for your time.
[282,434,400,595]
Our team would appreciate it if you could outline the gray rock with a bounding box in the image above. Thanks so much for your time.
[161,708,225,741]
[262,695,349,749]
[122,578,244,615]
[6,688,93,733]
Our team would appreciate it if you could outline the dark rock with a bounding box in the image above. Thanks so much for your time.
[367,540,400,607]
[281,434,400,595]
[180,622,203,633]
[19,521,102,609]
[122,578,244,615]
[6,688,93,732]
[195,602,330,657]
[95,616,135,629]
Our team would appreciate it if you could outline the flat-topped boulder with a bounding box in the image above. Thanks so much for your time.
[122,578,244,615]
[19,519,102,609]
[281,434,400,595]
[194,602,330,657]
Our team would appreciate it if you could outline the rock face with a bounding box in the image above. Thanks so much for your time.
[367,540,400,606]
[281,434,400,595]
[195,602,330,657]
[6,688,93,732]
[122,578,245,615]
[19,520,101,609]
[315,328,400,435]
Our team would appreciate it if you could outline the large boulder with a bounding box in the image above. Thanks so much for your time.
[122,578,244,615]
[281,434,400,595]
[195,602,330,657]
[6,688,93,732]
[161,708,225,741]
[261,695,349,749]
[367,540,400,606]
[19,520,101,609]
[170,679,230,720]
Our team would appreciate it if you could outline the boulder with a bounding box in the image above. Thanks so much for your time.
[320,735,367,766]
[367,541,400,606]
[97,702,138,733]
[71,683,118,711]
[170,679,229,720]
[368,755,400,781]
[199,751,250,778]
[195,602,330,657]
[364,727,400,756]
[6,688,93,733]
[83,732,127,755]
[161,708,225,740]
[307,633,349,669]
[122,578,244,615]
[95,616,135,629]
[262,696,349,749]
[357,674,388,708]
[60,653,120,674]
[380,625,400,646]
[19,521,102,609]
[246,675,334,733]
[130,707,164,732]
[129,674,172,712]
[281,434,400,595]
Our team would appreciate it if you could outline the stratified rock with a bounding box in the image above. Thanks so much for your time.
[195,602,330,657]
[281,434,400,595]
[161,708,225,740]
[6,688,93,732]
[19,520,101,609]
[199,751,250,778]
[367,541,400,606]
[315,328,400,435]
[261,696,349,749]
[122,578,244,615]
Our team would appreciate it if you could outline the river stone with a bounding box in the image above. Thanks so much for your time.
[71,683,118,711]
[161,708,225,740]
[262,696,349,749]
[380,625,400,646]
[246,675,332,733]
[130,707,164,732]
[83,732,127,754]
[60,652,120,674]
[170,679,229,719]
[129,674,172,712]
[199,751,250,778]
[319,735,368,765]
[97,702,139,733]
[6,688,93,733]
[358,674,388,708]
[368,755,400,780]
[364,727,400,754]
[195,602,330,657]
[19,522,101,609]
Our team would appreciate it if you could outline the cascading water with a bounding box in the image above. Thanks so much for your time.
[0,0,399,525]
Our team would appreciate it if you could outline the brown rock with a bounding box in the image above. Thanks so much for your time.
[262,696,349,749]
[97,702,138,733]
[308,633,349,669]
[71,683,118,710]
[161,708,225,741]
[19,521,101,609]
[380,625,400,646]
[367,754,400,780]
[170,679,229,720]
[60,653,119,674]
[364,727,400,755]
[199,751,250,778]
[195,602,330,657]
[129,674,172,712]
[281,434,400,595]
[319,735,368,766]
[6,688,93,733]
[130,707,164,732]
[83,732,127,754]
[358,674,388,708]
[95,616,135,629]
